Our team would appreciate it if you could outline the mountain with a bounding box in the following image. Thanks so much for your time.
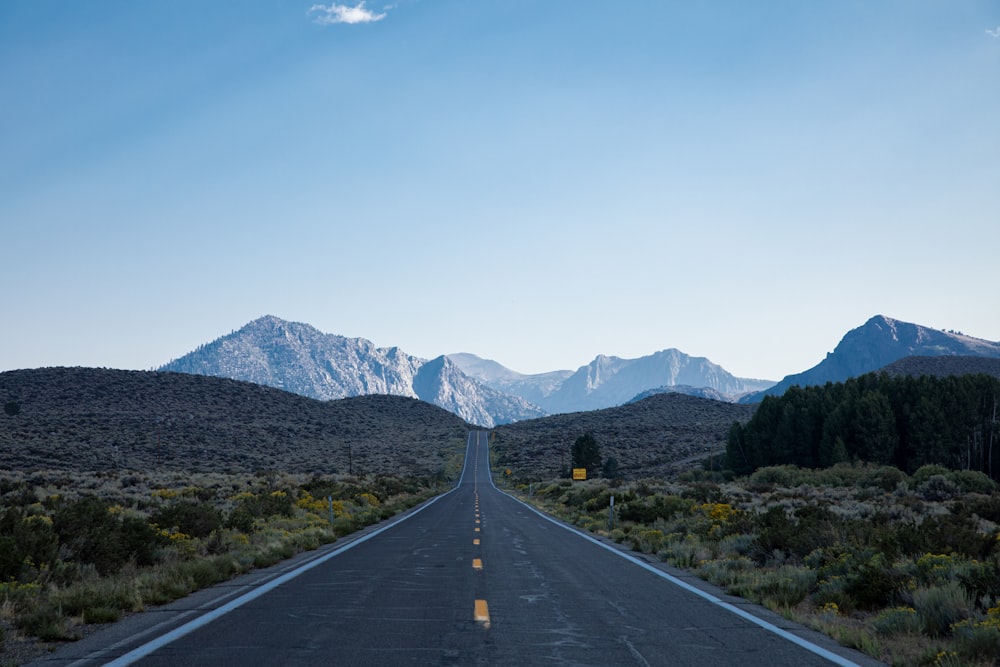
[0,367,469,475]
[741,315,1000,403]
[159,316,544,427]
[450,350,773,413]
[412,356,546,427]
[446,353,574,409]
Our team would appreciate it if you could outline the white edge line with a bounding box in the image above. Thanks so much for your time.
[103,435,476,667]
[483,435,863,667]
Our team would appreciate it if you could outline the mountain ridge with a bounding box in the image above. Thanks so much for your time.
[740,315,1000,403]
[448,349,774,412]
[160,316,544,428]
[157,313,999,420]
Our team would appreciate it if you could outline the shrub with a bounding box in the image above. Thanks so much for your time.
[957,558,1000,601]
[961,493,1000,523]
[948,470,995,495]
[697,556,756,589]
[618,494,693,523]
[715,533,755,558]
[82,606,121,624]
[757,565,816,608]
[872,606,923,636]
[662,535,712,568]
[912,465,952,486]
[752,505,840,562]
[913,582,974,637]
[893,516,994,560]
[225,491,294,534]
[631,529,665,554]
[748,465,799,489]
[150,501,222,539]
[951,608,1000,662]
[843,552,907,610]
[918,475,959,501]
[0,535,20,580]
[812,575,854,614]
[51,496,164,574]
[55,579,140,617]
[16,604,73,642]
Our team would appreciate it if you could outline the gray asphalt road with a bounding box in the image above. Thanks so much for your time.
[33,432,884,666]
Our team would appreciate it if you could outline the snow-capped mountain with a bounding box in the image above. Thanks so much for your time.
[159,316,544,427]
[448,349,774,413]
[740,315,1000,403]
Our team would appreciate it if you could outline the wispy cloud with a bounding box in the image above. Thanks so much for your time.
[309,2,387,25]
[988,26,1000,38]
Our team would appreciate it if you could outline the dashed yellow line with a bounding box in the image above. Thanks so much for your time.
[472,558,483,570]
[473,538,480,545]
[474,599,491,627]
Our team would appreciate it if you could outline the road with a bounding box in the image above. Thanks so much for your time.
[33,431,883,666]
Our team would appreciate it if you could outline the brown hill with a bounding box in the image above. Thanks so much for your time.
[0,367,469,477]
[491,393,756,480]
[880,355,1000,380]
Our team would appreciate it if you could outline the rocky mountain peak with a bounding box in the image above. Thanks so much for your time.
[743,315,1000,402]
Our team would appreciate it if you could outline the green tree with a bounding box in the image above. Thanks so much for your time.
[601,456,620,479]
[571,433,602,476]
[854,390,898,464]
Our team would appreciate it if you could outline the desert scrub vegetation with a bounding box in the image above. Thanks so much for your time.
[491,393,755,480]
[0,367,469,477]
[0,468,440,660]
[507,462,1000,666]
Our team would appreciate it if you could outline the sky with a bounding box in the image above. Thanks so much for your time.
[2,1,999,382]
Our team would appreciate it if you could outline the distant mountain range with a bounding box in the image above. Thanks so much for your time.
[159,316,543,428]
[740,315,1000,403]
[159,316,774,426]
[158,314,1000,423]
[447,350,773,413]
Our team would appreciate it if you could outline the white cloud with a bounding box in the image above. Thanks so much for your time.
[309,2,387,25]
[988,26,1000,38]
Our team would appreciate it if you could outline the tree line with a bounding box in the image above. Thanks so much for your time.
[727,373,1000,479]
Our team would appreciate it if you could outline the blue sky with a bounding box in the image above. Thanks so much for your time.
[2,1,999,381]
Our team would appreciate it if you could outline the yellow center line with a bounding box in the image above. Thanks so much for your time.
[474,527,480,532]
[472,558,483,570]
[473,538,480,545]
[474,599,491,627]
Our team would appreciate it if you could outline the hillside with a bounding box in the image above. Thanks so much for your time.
[880,355,1000,380]
[0,367,469,476]
[742,315,1000,402]
[491,393,756,480]
[159,316,545,427]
